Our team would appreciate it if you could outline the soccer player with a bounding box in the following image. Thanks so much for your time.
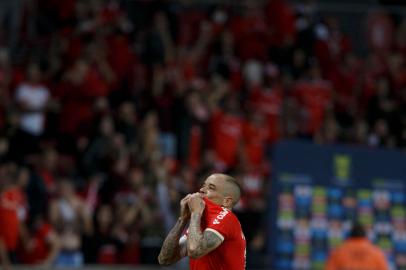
[158,173,246,270]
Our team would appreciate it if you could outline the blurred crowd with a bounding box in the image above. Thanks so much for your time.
[0,0,404,268]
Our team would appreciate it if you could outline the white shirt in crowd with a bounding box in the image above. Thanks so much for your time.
[15,83,50,136]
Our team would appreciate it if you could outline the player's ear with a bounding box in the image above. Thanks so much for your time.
[223,196,233,208]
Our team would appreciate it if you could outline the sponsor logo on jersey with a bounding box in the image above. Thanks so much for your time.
[213,208,229,225]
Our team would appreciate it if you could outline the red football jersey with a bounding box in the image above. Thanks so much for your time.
[189,198,246,270]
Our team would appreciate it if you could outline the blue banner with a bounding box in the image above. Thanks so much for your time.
[268,140,406,270]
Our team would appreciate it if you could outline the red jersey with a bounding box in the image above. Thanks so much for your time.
[0,187,26,251]
[248,86,282,143]
[210,110,244,167]
[19,223,53,264]
[189,198,246,270]
[242,119,268,167]
[294,80,332,134]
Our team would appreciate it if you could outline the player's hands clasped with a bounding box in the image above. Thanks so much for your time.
[180,194,192,221]
[188,192,205,215]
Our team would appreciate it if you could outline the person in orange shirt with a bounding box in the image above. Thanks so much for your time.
[325,223,389,270]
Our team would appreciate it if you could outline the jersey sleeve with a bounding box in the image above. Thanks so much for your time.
[205,207,235,242]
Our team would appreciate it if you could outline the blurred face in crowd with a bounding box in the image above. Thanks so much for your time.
[17,167,30,188]
[143,112,158,130]
[374,118,389,137]
[99,116,115,137]
[27,63,41,83]
[97,204,113,230]
[128,168,144,190]
[58,179,75,198]
[118,102,136,124]
[42,148,58,170]
[0,163,11,189]
[71,59,89,84]
[0,137,9,156]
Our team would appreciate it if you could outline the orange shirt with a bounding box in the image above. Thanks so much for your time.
[325,238,389,270]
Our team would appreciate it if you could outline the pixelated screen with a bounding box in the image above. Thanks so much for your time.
[269,140,406,270]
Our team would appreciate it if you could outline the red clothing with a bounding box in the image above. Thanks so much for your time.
[366,12,394,53]
[265,0,296,46]
[177,11,207,47]
[107,34,135,81]
[327,67,358,112]
[248,86,282,143]
[38,169,56,194]
[242,119,268,167]
[57,68,109,136]
[188,125,203,170]
[189,198,246,270]
[0,187,26,251]
[210,110,244,167]
[314,35,352,75]
[240,171,265,208]
[19,223,53,264]
[229,14,268,60]
[294,80,332,135]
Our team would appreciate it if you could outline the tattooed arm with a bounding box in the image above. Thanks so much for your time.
[187,193,222,258]
[158,195,191,265]
[187,212,223,258]
[158,218,189,265]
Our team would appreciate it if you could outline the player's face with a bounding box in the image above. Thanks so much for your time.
[199,175,226,206]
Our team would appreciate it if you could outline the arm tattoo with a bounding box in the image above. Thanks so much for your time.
[158,218,188,265]
[187,213,222,258]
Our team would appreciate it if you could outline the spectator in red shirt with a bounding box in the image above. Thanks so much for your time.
[18,214,60,266]
[314,17,352,76]
[229,3,268,61]
[265,0,296,47]
[242,111,268,168]
[209,92,244,170]
[248,80,283,143]
[294,63,333,136]
[57,57,111,138]
[0,162,28,266]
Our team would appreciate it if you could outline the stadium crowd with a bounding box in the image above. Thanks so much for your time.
[0,0,404,268]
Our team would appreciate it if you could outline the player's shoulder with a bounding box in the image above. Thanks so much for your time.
[369,243,387,256]
[204,198,241,224]
[217,208,243,229]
